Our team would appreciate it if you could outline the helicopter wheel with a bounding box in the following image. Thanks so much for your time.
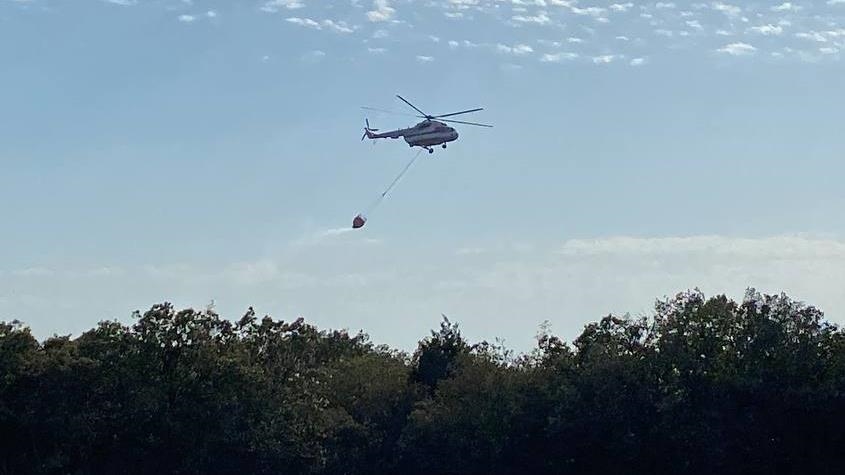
[442,143,447,149]
[428,148,434,154]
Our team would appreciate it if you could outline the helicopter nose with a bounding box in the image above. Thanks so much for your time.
[450,129,458,140]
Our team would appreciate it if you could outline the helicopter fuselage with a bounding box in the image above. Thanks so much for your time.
[365,120,458,152]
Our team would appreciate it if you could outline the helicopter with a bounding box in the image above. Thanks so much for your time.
[361,95,492,154]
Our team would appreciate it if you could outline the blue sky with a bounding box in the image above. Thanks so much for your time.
[2,0,845,351]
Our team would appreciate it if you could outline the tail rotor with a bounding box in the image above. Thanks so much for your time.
[361,118,379,141]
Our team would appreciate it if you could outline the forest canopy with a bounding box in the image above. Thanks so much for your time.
[1,288,844,475]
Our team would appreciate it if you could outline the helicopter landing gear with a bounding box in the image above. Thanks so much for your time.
[424,146,434,154]
[442,143,447,149]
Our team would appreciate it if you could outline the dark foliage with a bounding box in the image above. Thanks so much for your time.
[1,289,844,475]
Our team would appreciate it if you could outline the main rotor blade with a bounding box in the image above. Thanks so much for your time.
[440,118,493,128]
[361,106,417,117]
[433,108,484,118]
[396,94,429,117]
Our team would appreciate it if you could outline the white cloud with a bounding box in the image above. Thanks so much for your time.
[750,24,784,35]
[540,52,579,61]
[103,0,137,5]
[206,10,217,18]
[717,42,757,55]
[416,55,434,62]
[796,31,828,42]
[287,17,320,28]
[497,43,534,55]
[178,14,195,23]
[323,20,355,33]
[571,6,606,16]
[367,0,395,22]
[686,20,703,30]
[512,11,552,24]
[368,47,388,54]
[655,2,676,9]
[712,1,741,17]
[261,0,304,12]
[630,57,646,65]
[610,3,634,12]
[286,17,355,33]
[772,2,801,12]
[592,54,616,63]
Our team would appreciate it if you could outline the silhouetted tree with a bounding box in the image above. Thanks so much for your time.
[1,289,844,475]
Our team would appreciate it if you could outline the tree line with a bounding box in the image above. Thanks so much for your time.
[1,288,844,475]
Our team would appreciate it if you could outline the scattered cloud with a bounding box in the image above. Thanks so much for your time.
[712,2,742,17]
[750,24,784,35]
[592,54,617,64]
[609,3,634,12]
[686,20,703,30]
[416,55,434,62]
[497,43,534,55]
[261,0,305,12]
[28,0,845,66]
[512,11,552,25]
[286,17,355,33]
[717,42,757,55]
[367,0,395,22]
[772,2,801,12]
[571,6,606,17]
[796,31,828,42]
[540,51,579,62]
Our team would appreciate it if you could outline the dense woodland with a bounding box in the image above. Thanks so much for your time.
[1,289,844,475]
